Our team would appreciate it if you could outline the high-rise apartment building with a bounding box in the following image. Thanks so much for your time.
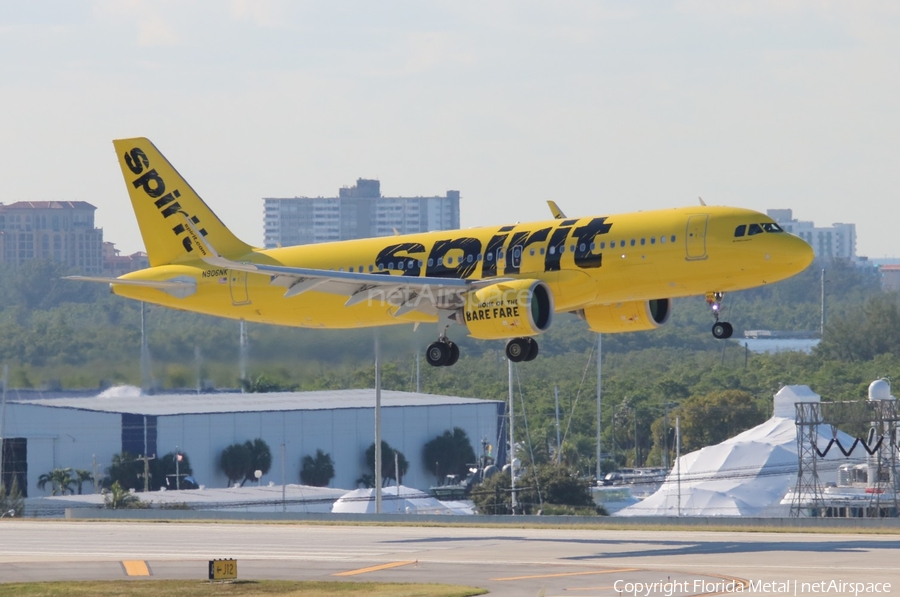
[0,201,103,274]
[767,209,858,262]
[264,179,460,248]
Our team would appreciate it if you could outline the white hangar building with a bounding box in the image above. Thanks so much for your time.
[1,388,503,497]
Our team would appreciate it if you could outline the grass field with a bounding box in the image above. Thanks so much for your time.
[0,580,488,597]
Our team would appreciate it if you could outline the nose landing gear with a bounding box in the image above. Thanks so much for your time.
[706,292,733,339]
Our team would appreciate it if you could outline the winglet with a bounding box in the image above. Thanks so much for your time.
[547,200,566,219]
[698,196,707,206]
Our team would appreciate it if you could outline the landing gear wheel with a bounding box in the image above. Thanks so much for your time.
[525,338,539,362]
[711,322,733,339]
[425,341,450,367]
[446,341,460,366]
[505,338,529,363]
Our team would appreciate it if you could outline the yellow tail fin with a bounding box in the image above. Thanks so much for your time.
[113,137,253,266]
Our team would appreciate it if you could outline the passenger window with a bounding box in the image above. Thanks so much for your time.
[600,242,606,249]
[388,262,394,270]
[437,258,443,266]
[360,265,364,272]
[579,243,585,252]
[378,264,384,271]
[447,257,453,265]
[630,239,636,247]
[670,235,676,242]
[640,238,645,246]
[735,225,746,237]
[530,248,535,256]
[748,224,763,236]
[570,245,575,252]
[368,265,374,272]
[418,260,424,268]
[339,267,344,272]
[467,254,474,263]
[660,236,666,244]
[610,241,616,248]
[349,267,354,272]
[650,237,655,245]
[487,253,493,261]
[428,258,434,267]
[549,247,555,255]
[559,245,565,254]
[590,242,595,251]
[477,254,483,261]
[540,247,545,255]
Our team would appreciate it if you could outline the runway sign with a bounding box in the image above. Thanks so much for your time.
[208,559,237,580]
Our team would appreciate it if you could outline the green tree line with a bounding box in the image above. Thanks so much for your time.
[2,259,898,473]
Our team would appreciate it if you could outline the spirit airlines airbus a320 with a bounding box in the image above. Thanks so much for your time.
[70,138,814,367]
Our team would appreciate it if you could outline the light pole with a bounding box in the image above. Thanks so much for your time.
[662,402,677,470]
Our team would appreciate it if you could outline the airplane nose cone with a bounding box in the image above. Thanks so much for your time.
[788,234,815,272]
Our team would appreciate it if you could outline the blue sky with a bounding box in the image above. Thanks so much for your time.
[1,1,898,257]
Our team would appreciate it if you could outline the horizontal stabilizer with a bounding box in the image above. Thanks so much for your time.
[64,275,196,298]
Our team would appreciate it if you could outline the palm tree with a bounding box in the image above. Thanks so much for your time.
[243,439,272,486]
[74,469,93,495]
[37,468,75,496]
[300,449,335,487]
[103,481,141,509]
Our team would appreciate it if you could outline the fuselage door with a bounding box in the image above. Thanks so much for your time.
[685,215,709,261]
[230,271,251,305]
[510,245,523,269]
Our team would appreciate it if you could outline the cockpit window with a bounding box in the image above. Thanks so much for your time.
[748,223,763,236]
[762,222,783,233]
[734,225,747,238]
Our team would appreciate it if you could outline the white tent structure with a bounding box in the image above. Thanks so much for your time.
[331,485,473,515]
[617,385,860,517]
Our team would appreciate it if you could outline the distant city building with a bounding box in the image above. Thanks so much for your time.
[767,209,858,262]
[264,178,460,248]
[881,264,900,292]
[0,201,103,274]
[102,242,149,277]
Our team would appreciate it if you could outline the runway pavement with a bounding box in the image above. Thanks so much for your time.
[0,521,898,596]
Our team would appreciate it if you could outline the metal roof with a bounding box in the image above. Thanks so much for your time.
[1,200,96,210]
[11,388,500,416]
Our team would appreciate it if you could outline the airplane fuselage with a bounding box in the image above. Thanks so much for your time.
[114,205,812,329]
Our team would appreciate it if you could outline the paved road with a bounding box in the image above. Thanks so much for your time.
[0,522,898,596]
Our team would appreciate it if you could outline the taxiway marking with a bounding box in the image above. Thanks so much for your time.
[333,560,417,577]
[121,560,150,576]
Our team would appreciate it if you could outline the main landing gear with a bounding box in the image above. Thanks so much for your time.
[425,338,460,367]
[425,336,540,367]
[506,337,539,363]
[706,291,733,339]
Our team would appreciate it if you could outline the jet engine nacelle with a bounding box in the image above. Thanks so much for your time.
[462,279,554,340]
[579,299,672,333]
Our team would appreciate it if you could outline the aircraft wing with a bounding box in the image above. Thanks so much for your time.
[190,214,502,317]
[204,254,496,317]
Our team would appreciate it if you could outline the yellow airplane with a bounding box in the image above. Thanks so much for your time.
[69,137,814,367]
